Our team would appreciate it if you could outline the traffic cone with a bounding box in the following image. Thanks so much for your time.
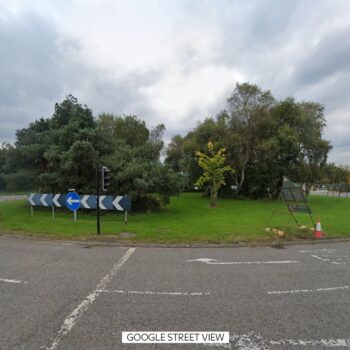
[314,218,324,238]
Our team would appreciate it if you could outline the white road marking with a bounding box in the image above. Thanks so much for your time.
[310,254,348,265]
[299,249,336,253]
[311,254,329,261]
[100,289,210,296]
[0,278,28,284]
[40,241,74,246]
[269,338,350,347]
[268,285,350,295]
[186,258,298,265]
[44,247,136,350]
[205,331,350,349]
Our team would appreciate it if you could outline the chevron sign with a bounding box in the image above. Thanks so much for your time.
[28,194,131,211]
[80,195,131,211]
[28,193,53,207]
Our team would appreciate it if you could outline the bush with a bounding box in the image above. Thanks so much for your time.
[132,193,163,212]
[0,175,5,191]
[2,172,35,191]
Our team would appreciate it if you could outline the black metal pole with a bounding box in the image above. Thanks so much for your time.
[96,164,100,235]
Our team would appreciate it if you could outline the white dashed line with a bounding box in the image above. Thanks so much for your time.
[0,278,28,284]
[268,285,350,295]
[44,247,136,350]
[100,289,210,296]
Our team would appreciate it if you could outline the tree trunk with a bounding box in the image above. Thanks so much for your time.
[211,189,217,207]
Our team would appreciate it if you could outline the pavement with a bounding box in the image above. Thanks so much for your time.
[1,236,350,350]
[311,190,350,198]
[0,195,27,202]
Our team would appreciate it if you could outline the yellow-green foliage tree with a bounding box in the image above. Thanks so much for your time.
[195,142,233,207]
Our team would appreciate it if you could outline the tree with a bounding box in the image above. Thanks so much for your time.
[227,82,275,193]
[195,142,233,207]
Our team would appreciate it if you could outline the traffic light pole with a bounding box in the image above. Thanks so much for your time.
[96,164,100,235]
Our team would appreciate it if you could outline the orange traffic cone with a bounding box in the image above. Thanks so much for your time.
[314,218,324,238]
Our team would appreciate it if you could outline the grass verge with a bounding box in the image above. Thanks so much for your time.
[0,193,349,243]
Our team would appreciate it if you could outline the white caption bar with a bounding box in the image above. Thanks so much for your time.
[122,332,229,344]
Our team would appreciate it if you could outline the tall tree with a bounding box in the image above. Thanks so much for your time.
[227,82,275,193]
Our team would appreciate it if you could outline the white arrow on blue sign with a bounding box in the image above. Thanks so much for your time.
[66,192,81,211]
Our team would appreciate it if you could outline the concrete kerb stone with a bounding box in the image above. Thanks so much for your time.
[1,232,350,249]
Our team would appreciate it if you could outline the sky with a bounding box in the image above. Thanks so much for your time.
[0,0,349,164]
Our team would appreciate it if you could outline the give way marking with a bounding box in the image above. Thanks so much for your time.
[186,258,298,265]
[206,331,350,349]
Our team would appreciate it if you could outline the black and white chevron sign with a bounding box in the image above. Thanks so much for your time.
[28,193,131,211]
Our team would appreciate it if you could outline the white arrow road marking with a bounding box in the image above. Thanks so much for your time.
[80,195,90,209]
[186,258,298,265]
[204,332,350,349]
[112,196,123,210]
[268,285,350,295]
[28,193,35,205]
[53,194,61,207]
[40,194,48,206]
[44,247,136,350]
[0,277,28,284]
[99,195,106,210]
[67,197,80,206]
[299,249,336,253]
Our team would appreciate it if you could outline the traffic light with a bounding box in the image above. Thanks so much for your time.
[101,166,111,192]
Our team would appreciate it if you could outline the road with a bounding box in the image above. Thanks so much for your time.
[0,195,27,202]
[1,236,350,350]
[311,190,350,198]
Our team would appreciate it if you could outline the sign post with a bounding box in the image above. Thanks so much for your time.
[96,165,100,235]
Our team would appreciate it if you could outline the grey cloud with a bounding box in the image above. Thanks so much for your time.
[0,11,65,139]
[292,27,350,89]
[0,1,349,164]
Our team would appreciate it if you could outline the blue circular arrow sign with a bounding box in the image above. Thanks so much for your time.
[66,192,81,211]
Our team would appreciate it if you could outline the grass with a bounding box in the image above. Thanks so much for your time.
[0,193,349,243]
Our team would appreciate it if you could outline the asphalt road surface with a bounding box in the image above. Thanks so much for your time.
[0,195,27,202]
[1,236,350,350]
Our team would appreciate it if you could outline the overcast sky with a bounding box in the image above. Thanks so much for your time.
[0,0,349,164]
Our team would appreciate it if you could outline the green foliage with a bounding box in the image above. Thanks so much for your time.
[1,97,183,211]
[195,142,233,207]
[2,171,35,191]
[0,175,6,190]
[166,82,332,198]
